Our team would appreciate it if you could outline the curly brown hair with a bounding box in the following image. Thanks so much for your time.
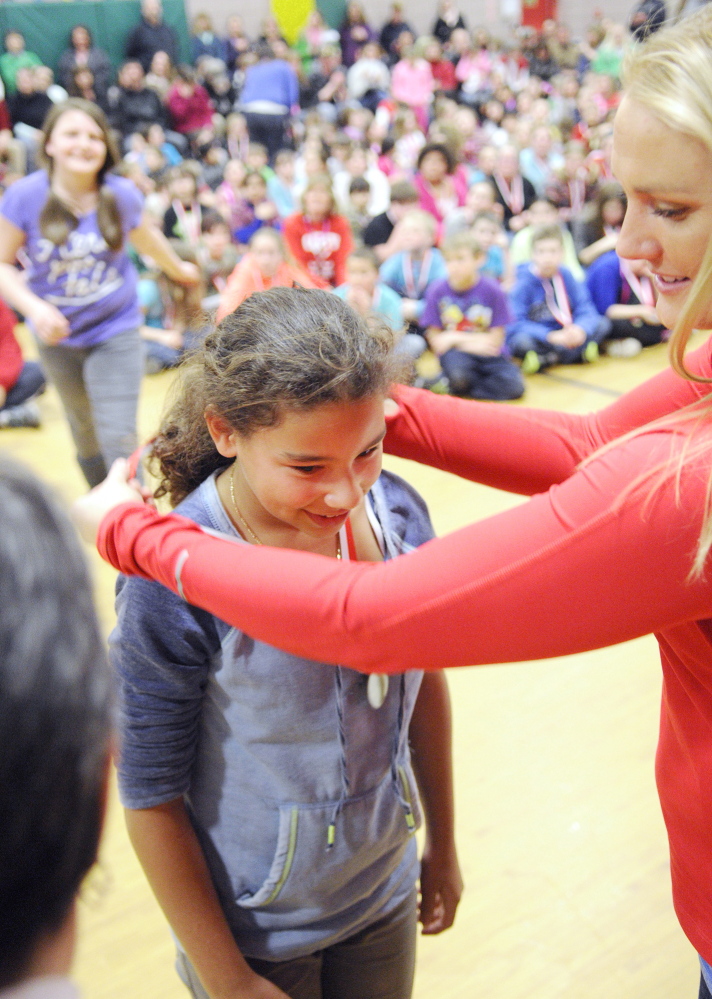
[151,286,411,506]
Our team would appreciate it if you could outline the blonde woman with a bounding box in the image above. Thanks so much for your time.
[77,12,712,993]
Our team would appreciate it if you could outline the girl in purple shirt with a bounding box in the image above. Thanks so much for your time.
[0,98,198,486]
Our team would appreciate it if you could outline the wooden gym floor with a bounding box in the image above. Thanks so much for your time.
[1,331,703,999]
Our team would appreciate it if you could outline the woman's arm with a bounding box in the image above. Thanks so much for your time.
[126,801,289,999]
[383,336,712,493]
[93,423,712,673]
[409,672,463,934]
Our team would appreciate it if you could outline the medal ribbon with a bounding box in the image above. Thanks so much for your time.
[403,249,432,299]
[544,272,572,326]
[494,172,524,215]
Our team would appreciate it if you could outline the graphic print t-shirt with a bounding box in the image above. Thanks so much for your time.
[1,170,144,347]
[421,275,511,334]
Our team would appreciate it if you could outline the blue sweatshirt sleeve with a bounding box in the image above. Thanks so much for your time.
[110,575,221,810]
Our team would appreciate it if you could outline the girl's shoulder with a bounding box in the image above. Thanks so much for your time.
[0,170,49,227]
[2,169,49,201]
[371,469,434,553]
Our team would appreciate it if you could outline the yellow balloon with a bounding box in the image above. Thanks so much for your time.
[271,0,315,45]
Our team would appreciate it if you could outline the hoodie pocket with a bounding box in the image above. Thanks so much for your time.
[236,772,420,913]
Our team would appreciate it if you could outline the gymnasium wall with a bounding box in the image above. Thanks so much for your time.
[187,0,636,43]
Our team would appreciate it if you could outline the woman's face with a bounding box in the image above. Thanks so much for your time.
[420,151,448,183]
[613,97,712,330]
[230,396,385,542]
[45,109,107,178]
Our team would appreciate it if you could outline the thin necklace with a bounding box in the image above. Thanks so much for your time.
[229,467,342,558]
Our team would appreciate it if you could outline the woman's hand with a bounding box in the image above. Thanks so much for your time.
[418,838,464,935]
[72,458,149,545]
[29,300,70,345]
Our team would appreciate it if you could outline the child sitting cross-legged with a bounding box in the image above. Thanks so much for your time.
[421,232,525,401]
[507,224,610,374]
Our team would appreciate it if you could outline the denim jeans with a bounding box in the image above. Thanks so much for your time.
[176,888,418,999]
[700,972,712,999]
[439,349,525,400]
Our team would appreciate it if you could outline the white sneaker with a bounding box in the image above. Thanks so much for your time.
[606,337,643,358]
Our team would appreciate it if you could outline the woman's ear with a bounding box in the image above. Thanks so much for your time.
[205,408,239,457]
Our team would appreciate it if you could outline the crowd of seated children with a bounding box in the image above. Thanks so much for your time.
[0,4,668,423]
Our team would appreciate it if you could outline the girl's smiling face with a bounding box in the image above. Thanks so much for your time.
[211,396,386,543]
[45,109,107,178]
[613,96,712,330]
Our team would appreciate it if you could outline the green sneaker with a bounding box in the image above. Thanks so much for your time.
[521,350,541,375]
[583,340,599,364]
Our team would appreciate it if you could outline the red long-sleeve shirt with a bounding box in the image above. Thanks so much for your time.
[0,297,23,392]
[99,335,712,960]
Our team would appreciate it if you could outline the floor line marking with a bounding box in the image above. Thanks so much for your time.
[538,372,624,398]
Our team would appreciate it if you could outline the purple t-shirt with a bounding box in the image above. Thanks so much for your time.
[421,275,512,335]
[1,171,144,348]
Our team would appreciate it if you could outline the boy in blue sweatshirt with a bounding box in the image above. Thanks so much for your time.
[507,224,610,373]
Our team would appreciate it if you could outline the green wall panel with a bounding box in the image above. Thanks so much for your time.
[0,0,190,78]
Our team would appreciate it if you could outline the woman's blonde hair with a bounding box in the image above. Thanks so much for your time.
[595,10,712,574]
